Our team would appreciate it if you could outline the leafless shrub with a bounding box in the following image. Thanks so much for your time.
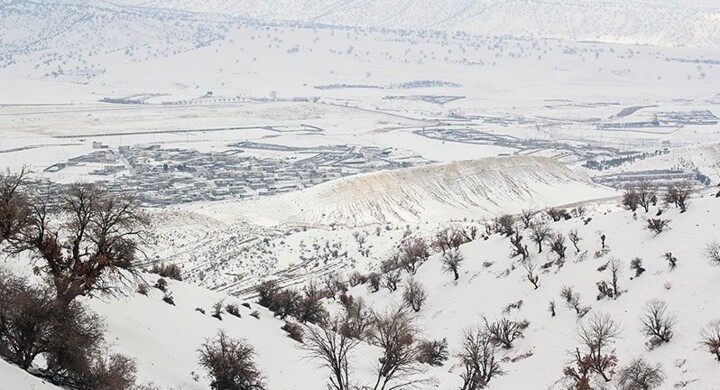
[664,252,678,269]
[416,339,449,367]
[623,187,640,212]
[484,317,529,349]
[399,239,430,275]
[618,358,665,390]
[549,233,567,260]
[519,208,535,229]
[198,331,266,390]
[282,321,304,343]
[458,328,504,389]
[529,221,552,253]
[339,296,372,340]
[641,300,675,349]
[255,280,280,308]
[509,231,529,260]
[367,272,381,293]
[382,269,402,292]
[212,301,224,320]
[549,300,556,317]
[630,258,646,278]
[560,286,591,318]
[547,207,570,222]
[663,182,691,212]
[348,271,367,287]
[149,263,183,281]
[492,215,515,237]
[226,303,241,318]
[700,319,720,361]
[706,241,720,266]
[524,262,539,290]
[162,292,175,306]
[323,272,348,298]
[646,218,669,235]
[569,229,581,253]
[153,278,168,292]
[441,249,464,280]
[136,283,149,296]
[402,278,428,312]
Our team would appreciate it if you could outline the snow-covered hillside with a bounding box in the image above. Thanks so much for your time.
[194,156,613,226]
[115,0,720,48]
[3,188,719,390]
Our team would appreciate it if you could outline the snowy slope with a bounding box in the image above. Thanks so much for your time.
[114,0,720,48]
[3,190,720,390]
[191,156,615,226]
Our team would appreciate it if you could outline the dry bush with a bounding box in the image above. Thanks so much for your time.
[226,303,242,318]
[640,300,675,349]
[547,207,570,222]
[663,182,691,212]
[630,258,646,278]
[282,321,304,343]
[495,214,515,236]
[255,280,280,308]
[367,272,381,293]
[381,269,402,292]
[198,331,266,390]
[149,263,183,281]
[416,339,448,367]
[646,218,670,235]
[484,318,529,349]
[399,239,430,275]
[402,278,428,312]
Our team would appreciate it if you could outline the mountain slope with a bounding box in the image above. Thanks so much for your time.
[194,156,614,226]
[114,0,720,48]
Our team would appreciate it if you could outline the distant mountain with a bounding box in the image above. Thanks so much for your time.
[113,0,720,48]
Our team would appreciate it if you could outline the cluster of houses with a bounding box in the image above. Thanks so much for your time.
[45,143,423,206]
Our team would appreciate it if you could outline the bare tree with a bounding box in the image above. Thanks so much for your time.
[339,296,372,340]
[549,233,567,260]
[608,258,622,299]
[483,318,528,349]
[198,332,265,390]
[18,183,149,306]
[636,182,657,213]
[569,229,582,253]
[305,317,360,390]
[495,214,515,237]
[663,182,692,212]
[529,222,551,253]
[402,278,428,312]
[560,286,591,318]
[524,261,539,290]
[509,231,529,261]
[577,313,621,382]
[617,358,665,390]
[519,208,534,229]
[367,308,427,390]
[399,239,429,275]
[382,270,402,292]
[700,319,720,361]
[458,329,504,390]
[622,187,640,212]
[640,300,675,349]
[0,168,31,245]
[441,249,464,281]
